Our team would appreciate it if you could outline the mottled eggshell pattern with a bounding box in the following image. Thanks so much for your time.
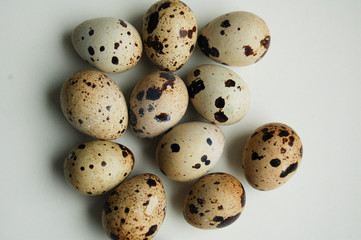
[242,123,303,191]
[60,70,128,140]
[72,17,142,73]
[142,0,197,71]
[102,173,166,240]
[184,173,246,229]
[186,64,250,125]
[198,11,270,66]
[156,122,225,182]
[64,141,134,196]
[129,71,188,138]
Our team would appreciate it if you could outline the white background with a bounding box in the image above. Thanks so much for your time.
[1,0,360,239]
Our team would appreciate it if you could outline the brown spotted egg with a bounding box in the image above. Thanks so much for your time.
[156,122,225,182]
[129,71,188,138]
[60,70,128,140]
[102,173,166,240]
[242,123,303,191]
[64,141,134,196]
[198,11,270,66]
[186,64,250,125]
[184,173,246,229]
[72,17,142,73]
[142,0,197,71]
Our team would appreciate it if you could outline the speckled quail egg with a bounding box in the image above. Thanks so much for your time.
[60,70,128,140]
[186,64,250,125]
[72,17,142,73]
[156,122,225,182]
[142,0,197,71]
[184,172,246,229]
[242,123,303,191]
[64,141,134,196]
[198,11,270,66]
[102,173,166,240]
[129,71,188,138]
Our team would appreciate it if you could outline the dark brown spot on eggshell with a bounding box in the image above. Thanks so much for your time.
[220,20,231,28]
[280,162,298,178]
[147,12,159,34]
[187,79,205,99]
[214,111,228,123]
[225,79,235,87]
[260,35,271,49]
[243,45,256,56]
[215,97,225,108]
[179,29,188,38]
[198,35,219,58]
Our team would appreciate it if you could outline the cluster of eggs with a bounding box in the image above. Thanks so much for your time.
[60,1,303,239]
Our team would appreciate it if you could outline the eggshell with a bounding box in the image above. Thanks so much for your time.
[60,70,128,140]
[186,64,250,125]
[64,141,134,196]
[72,17,142,73]
[198,11,270,66]
[184,173,245,229]
[142,0,197,71]
[129,71,188,138]
[102,173,166,240]
[156,122,225,182]
[242,123,303,191]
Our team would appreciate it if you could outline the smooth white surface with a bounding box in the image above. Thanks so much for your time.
[1,0,360,239]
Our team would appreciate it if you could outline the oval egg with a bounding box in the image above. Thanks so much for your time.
[72,17,142,73]
[184,173,246,229]
[64,140,135,195]
[60,70,128,140]
[186,64,250,125]
[102,173,166,240]
[142,0,197,71]
[129,71,188,138]
[156,122,225,182]
[198,11,270,66]
[242,123,303,191]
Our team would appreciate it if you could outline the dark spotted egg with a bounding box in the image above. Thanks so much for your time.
[129,71,188,138]
[156,122,225,182]
[141,0,197,71]
[102,173,166,240]
[198,11,270,66]
[186,64,250,125]
[184,173,246,229]
[72,17,142,73]
[242,123,303,191]
[60,70,128,140]
[64,141,134,196]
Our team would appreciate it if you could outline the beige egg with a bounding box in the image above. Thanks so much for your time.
[64,141,134,196]
[142,0,197,71]
[156,122,225,182]
[186,64,250,125]
[102,173,166,240]
[242,123,303,191]
[60,70,128,140]
[129,71,188,138]
[72,17,142,73]
[198,11,270,66]
[183,173,246,229]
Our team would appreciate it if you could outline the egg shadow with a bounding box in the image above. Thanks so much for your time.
[169,180,195,217]
[87,194,109,233]
[63,30,90,68]
[225,129,253,183]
